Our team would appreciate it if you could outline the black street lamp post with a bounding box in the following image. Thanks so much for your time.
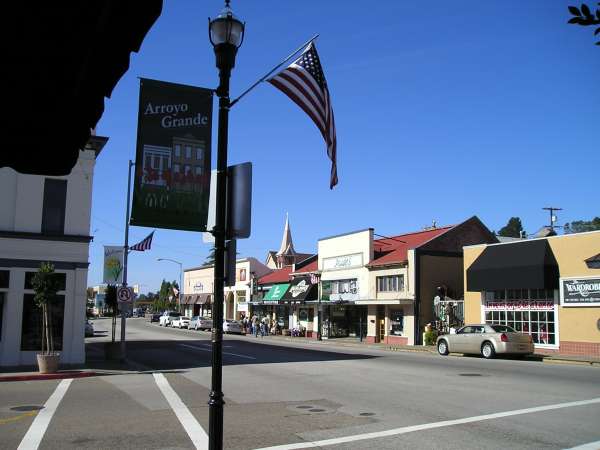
[208,2,244,449]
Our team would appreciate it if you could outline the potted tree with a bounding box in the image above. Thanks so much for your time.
[31,262,61,373]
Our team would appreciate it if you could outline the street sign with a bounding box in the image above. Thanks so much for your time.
[117,286,134,303]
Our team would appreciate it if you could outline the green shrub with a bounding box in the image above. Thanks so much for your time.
[424,329,438,346]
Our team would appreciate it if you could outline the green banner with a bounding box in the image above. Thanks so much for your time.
[263,283,290,302]
[130,78,213,231]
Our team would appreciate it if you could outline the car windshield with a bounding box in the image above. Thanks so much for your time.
[490,324,516,333]
[181,317,190,320]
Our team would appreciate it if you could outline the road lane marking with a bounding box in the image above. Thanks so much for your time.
[153,373,208,450]
[564,440,600,450]
[17,378,72,450]
[179,343,256,360]
[254,397,600,450]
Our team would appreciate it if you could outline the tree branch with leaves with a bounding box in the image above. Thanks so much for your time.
[568,3,600,45]
[32,262,61,355]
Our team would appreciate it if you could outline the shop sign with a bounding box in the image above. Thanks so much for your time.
[193,282,204,293]
[289,279,310,298]
[323,253,363,271]
[560,277,600,307]
[484,301,554,311]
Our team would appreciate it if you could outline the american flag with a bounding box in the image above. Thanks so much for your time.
[129,231,154,252]
[268,42,338,189]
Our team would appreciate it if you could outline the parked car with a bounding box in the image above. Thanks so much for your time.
[85,320,94,337]
[436,324,534,359]
[172,316,191,329]
[159,311,181,327]
[223,319,243,334]
[190,316,213,331]
[150,313,161,323]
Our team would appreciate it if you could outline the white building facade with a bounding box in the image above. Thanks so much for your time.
[0,137,105,367]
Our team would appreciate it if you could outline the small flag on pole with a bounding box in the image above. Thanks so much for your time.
[268,42,338,189]
[129,231,154,251]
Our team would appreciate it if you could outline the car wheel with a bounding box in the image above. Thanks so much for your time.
[437,340,449,356]
[481,342,496,359]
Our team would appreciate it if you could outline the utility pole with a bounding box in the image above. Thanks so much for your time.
[543,207,563,231]
[121,159,134,359]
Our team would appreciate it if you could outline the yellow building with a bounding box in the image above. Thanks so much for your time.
[464,231,600,357]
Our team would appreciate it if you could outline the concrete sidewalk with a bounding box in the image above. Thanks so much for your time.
[241,332,600,366]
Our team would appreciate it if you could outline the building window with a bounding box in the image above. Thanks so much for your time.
[41,179,67,235]
[0,271,7,340]
[0,270,8,289]
[331,279,357,294]
[484,288,556,345]
[173,164,180,173]
[377,275,404,292]
[195,166,203,176]
[237,290,246,303]
[174,144,181,157]
[185,145,192,159]
[184,165,191,175]
[24,272,66,291]
[21,294,65,351]
[196,147,203,160]
[0,293,4,340]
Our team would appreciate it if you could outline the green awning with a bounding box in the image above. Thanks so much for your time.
[263,283,290,301]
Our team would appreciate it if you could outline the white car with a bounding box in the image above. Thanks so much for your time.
[223,319,242,334]
[159,311,181,327]
[172,316,191,329]
[190,316,213,331]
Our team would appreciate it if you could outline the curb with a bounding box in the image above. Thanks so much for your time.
[0,371,96,382]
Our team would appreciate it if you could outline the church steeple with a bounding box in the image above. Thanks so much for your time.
[276,213,297,268]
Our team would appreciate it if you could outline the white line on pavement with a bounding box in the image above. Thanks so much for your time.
[153,373,208,450]
[564,440,600,450]
[179,343,256,360]
[17,378,73,450]
[254,397,600,450]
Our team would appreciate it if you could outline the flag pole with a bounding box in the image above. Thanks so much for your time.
[229,34,319,108]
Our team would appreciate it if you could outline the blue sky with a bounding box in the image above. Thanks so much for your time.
[88,1,600,293]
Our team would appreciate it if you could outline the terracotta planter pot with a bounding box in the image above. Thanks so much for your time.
[37,353,60,374]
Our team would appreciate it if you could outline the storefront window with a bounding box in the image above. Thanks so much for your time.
[21,294,65,351]
[0,293,5,340]
[390,310,404,335]
[484,288,556,345]
[24,271,66,290]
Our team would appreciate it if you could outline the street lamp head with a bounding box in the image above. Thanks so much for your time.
[209,1,245,73]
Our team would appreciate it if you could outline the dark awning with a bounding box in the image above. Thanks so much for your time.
[467,239,559,291]
[196,294,211,305]
[281,277,318,302]
[3,2,162,175]
[182,295,194,305]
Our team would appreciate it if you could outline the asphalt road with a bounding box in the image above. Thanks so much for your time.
[1,317,599,450]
